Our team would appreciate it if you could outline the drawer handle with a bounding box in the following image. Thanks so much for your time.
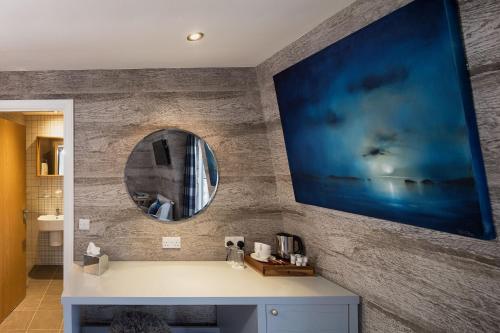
[270,309,278,316]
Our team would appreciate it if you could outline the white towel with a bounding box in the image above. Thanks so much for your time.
[155,202,173,221]
[41,162,49,175]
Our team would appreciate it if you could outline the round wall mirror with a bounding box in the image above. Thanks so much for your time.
[125,129,219,222]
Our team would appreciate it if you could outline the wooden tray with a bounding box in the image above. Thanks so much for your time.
[245,254,315,276]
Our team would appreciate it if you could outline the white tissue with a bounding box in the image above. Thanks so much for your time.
[86,242,101,256]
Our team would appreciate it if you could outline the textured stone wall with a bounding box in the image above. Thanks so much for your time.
[0,68,283,261]
[0,67,286,326]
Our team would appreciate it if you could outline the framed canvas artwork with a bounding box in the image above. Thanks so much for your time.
[273,0,496,239]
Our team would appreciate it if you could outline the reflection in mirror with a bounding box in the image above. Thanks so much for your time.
[125,129,219,222]
[36,136,64,176]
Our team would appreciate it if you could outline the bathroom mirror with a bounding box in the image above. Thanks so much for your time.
[125,129,219,222]
[36,136,64,176]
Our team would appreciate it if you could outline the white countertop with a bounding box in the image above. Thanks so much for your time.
[62,261,359,305]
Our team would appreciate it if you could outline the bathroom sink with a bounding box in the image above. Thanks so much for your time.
[38,215,64,231]
[38,215,64,247]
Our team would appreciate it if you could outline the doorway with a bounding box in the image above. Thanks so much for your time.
[0,100,73,331]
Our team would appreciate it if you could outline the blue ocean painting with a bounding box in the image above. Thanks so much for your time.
[273,0,495,239]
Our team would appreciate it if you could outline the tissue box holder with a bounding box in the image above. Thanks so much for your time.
[83,253,109,275]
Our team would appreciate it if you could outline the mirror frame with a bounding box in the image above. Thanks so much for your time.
[36,136,64,177]
[124,128,220,223]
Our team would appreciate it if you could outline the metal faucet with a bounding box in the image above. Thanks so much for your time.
[56,208,60,216]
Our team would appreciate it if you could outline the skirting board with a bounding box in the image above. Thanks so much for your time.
[82,326,220,333]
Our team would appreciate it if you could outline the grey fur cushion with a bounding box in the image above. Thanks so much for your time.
[110,311,171,333]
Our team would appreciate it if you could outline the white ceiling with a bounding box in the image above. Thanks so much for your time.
[0,0,354,71]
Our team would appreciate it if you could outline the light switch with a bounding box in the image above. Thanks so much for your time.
[162,236,181,249]
[79,218,90,230]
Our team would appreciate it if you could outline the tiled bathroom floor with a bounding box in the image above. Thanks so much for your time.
[0,265,63,333]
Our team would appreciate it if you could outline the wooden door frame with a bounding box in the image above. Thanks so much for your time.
[0,100,74,290]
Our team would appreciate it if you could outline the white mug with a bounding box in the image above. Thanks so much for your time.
[254,242,263,254]
[259,243,271,259]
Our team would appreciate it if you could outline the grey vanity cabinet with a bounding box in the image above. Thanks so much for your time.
[63,262,359,333]
[266,304,349,333]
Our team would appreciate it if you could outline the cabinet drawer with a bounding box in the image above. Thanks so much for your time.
[266,304,348,333]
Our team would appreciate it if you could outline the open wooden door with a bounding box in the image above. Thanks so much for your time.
[0,118,26,323]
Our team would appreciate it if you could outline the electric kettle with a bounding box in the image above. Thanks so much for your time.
[275,233,304,259]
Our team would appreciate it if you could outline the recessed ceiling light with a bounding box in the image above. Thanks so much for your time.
[187,32,204,42]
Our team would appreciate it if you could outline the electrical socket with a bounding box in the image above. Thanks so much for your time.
[79,218,90,231]
[224,236,244,248]
[162,236,181,249]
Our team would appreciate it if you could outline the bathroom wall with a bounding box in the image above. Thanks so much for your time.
[0,112,64,270]
[0,68,283,261]
[25,115,64,270]
[256,0,500,332]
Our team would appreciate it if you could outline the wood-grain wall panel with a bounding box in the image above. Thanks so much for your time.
[256,0,500,331]
[0,68,257,95]
[0,67,283,325]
